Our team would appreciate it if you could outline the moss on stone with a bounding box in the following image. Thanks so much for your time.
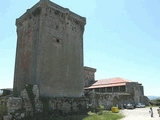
[25,84,35,112]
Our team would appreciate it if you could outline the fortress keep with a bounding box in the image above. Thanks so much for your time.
[13,0,86,97]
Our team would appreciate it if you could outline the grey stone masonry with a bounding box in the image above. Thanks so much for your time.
[84,66,96,87]
[4,85,89,119]
[13,0,86,97]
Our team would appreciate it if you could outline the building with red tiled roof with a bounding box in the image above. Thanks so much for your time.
[87,77,132,88]
[85,77,142,94]
[85,76,144,96]
[84,67,149,109]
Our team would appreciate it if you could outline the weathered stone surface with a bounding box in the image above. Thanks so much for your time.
[3,114,12,120]
[4,85,89,119]
[84,66,96,87]
[126,82,145,104]
[7,97,22,113]
[84,89,144,110]
[48,97,87,114]
[13,0,86,98]
[35,100,43,112]
[32,85,39,101]
[20,88,32,112]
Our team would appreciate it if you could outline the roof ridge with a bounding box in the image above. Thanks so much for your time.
[96,77,124,81]
[92,81,127,86]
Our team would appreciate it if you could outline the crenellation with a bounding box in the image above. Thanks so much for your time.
[16,0,86,30]
[44,4,85,27]
[32,7,42,16]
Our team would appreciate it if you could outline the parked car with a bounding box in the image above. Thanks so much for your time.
[126,103,135,109]
[123,104,127,109]
[136,103,145,108]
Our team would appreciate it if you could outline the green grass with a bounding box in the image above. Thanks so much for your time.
[49,110,123,120]
[83,110,123,120]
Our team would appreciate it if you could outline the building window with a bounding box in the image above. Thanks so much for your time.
[53,37,62,46]
[113,86,119,92]
[99,88,105,93]
[107,87,112,92]
[95,88,99,92]
[120,86,126,92]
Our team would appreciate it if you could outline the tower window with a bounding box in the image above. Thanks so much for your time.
[56,25,58,29]
[56,39,59,43]
[53,37,62,46]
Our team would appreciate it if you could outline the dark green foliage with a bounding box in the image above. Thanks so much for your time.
[25,84,35,112]
[39,97,50,114]
[0,99,7,118]
[150,98,160,106]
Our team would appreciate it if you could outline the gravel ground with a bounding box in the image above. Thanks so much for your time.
[120,107,160,120]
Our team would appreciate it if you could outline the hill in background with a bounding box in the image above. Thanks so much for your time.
[147,96,160,100]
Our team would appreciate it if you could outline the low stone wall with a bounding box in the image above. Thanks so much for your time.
[84,90,136,110]
[3,85,89,119]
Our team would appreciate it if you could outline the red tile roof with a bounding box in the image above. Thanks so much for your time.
[85,77,133,89]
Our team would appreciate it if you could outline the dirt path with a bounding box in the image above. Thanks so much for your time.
[120,107,160,120]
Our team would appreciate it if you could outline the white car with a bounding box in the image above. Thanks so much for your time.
[126,103,135,109]
[136,103,145,108]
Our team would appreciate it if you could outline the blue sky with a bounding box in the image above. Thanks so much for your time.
[0,0,160,96]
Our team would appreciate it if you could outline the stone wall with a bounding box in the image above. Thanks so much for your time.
[126,82,145,104]
[84,90,140,110]
[3,85,89,119]
[1,85,150,119]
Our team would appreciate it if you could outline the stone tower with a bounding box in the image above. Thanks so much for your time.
[84,66,96,87]
[13,0,86,97]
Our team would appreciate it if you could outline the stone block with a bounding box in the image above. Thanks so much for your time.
[7,97,22,113]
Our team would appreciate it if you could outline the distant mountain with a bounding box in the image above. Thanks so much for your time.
[147,96,160,100]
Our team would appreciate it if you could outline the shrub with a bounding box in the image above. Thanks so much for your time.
[0,99,7,116]
[150,99,160,106]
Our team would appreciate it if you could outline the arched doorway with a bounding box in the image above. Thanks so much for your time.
[113,96,119,107]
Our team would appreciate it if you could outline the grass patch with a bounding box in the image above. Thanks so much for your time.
[83,110,123,120]
[46,110,123,120]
